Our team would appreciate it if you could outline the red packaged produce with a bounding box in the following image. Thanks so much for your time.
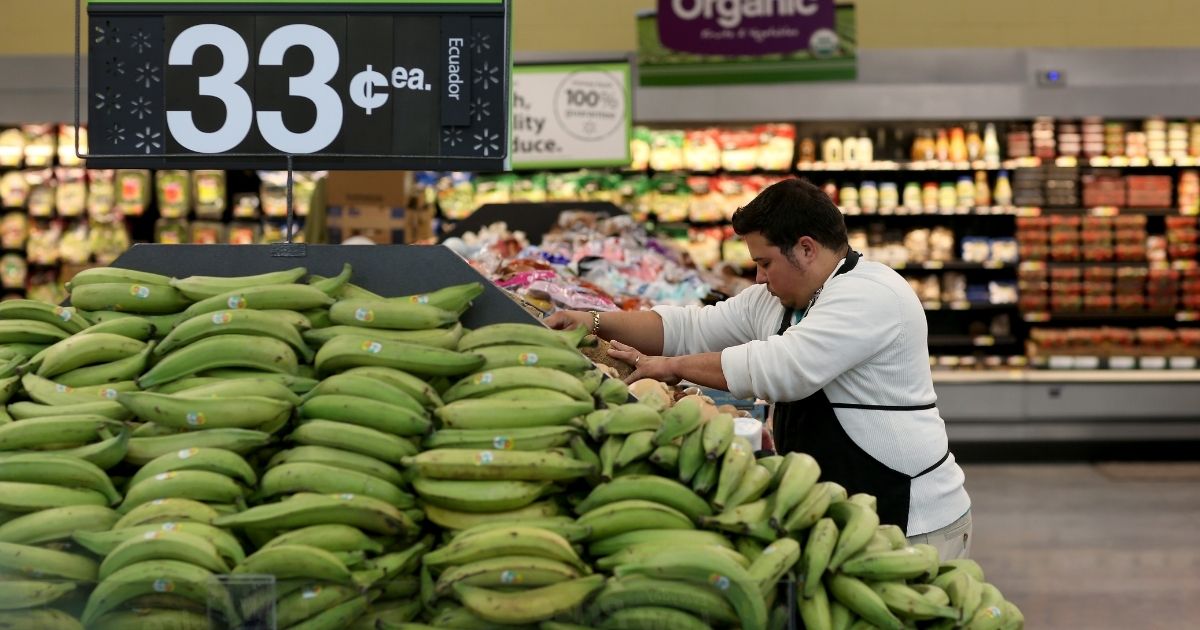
[1030,328,1067,349]
[1135,327,1177,348]
[1054,281,1084,295]
[1067,327,1106,347]
[1178,329,1200,347]
[1116,265,1149,279]
[1115,229,1148,243]
[1050,246,1080,262]
[1146,298,1179,312]
[1051,295,1083,311]
[1018,266,1049,281]
[1105,327,1136,346]
[1084,267,1116,281]
[1082,247,1115,262]
[1169,243,1198,259]
[1082,216,1115,229]
[1020,294,1050,311]
[1147,268,1180,281]
[1167,230,1199,244]
[1115,294,1146,310]
[1114,244,1146,261]
[1081,229,1113,244]
[1166,216,1198,229]
[1050,215,1082,228]
[1020,244,1049,260]
[1050,267,1083,281]
[1083,281,1115,295]
[1019,280,1050,293]
[1114,214,1148,228]
[1051,224,1080,237]
[1084,294,1114,310]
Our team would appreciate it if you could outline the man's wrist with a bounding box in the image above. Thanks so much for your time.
[587,311,602,336]
[663,355,680,380]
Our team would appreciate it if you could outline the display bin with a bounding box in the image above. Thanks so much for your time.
[106,243,540,328]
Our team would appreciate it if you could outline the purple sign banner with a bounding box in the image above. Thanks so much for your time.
[657,0,835,55]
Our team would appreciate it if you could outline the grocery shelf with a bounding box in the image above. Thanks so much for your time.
[923,301,1017,311]
[1016,206,1184,216]
[927,334,1019,348]
[842,206,1193,217]
[1018,261,1197,269]
[697,155,1200,175]
[1030,355,1200,371]
[935,368,1200,451]
[796,160,1003,172]
[933,369,1200,384]
[892,261,1016,272]
[842,206,1018,217]
[1022,310,1200,323]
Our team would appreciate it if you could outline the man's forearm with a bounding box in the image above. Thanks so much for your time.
[597,310,665,356]
[666,352,728,391]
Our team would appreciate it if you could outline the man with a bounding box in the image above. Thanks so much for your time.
[547,178,972,558]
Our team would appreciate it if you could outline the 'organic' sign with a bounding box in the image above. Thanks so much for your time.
[656,0,836,55]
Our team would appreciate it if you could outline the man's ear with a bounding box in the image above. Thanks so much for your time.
[794,236,818,261]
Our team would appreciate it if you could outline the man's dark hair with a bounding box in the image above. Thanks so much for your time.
[731,178,848,257]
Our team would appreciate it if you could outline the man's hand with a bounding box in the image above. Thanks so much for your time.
[544,310,590,331]
[607,340,680,385]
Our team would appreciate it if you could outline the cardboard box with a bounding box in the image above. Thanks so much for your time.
[59,263,101,283]
[325,171,411,207]
[326,205,407,245]
[326,196,436,245]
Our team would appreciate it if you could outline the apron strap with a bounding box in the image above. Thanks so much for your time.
[776,308,795,336]
[774,250,860,336]
[829,402,938,411]
[912,450,950,479]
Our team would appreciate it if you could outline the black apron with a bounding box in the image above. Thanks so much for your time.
[771,250,948,532]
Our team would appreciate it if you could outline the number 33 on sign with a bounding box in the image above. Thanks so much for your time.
[86,2,510,171]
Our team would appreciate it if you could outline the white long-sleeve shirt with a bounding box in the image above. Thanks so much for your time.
[652,256,970,535]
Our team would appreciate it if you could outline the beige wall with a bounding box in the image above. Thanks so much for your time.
[513,0,1200,52]
[2,0,1198,56]
[856,0,1200,49]
[0,1,79,55]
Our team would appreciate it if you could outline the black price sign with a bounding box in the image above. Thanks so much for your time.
[85,0,510,170]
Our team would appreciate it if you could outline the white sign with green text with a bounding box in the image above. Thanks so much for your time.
[511,62,632,169]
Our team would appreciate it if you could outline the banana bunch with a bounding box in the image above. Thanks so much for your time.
[0,452,120,621]
[405,323,601,533]
[419,524,601,626]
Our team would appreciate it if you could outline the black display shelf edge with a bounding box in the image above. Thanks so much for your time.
[108,244,540,329]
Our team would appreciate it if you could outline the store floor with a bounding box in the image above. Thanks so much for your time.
[964,462,1200,629]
